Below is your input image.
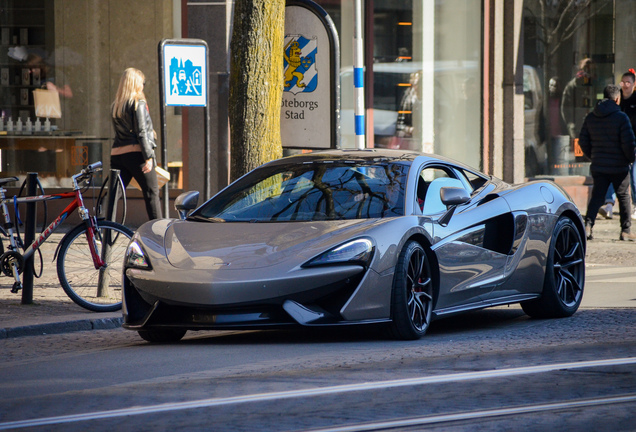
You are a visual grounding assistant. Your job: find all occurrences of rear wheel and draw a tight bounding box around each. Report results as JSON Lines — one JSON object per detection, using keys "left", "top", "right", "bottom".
{"left": 521, "top": 217, "right": 585, "bottom": 318}
{"left": 57, "top": 220, "right": 133, "bottom": 312}
{"left": 138, "top": 329, "right": 187, "bottom": 343}
{"left": 390, "top": 241, "right": 434, "bottom": 340}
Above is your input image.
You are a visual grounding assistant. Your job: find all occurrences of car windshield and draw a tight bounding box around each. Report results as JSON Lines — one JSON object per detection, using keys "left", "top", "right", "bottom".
{"left": 191, "top": 160, "right": 408, "bottom": 222}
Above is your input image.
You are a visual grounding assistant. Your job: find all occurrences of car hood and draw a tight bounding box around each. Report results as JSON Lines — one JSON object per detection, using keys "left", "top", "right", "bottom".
{"left": 156, "top": 219, "right": 381, "bottom": 270}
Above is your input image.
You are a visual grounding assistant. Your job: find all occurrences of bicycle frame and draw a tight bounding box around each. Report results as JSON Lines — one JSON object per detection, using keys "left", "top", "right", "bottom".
{"left": 10, "top": 191, "right": 105, "bottom": 269}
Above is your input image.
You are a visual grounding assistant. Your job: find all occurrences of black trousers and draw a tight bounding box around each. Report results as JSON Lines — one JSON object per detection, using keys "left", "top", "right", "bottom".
{"left": 585, "top": 169, "right": 632, "bottom": 233}
{"left": 111, "top": 152, "right": 162, "bottom": 220}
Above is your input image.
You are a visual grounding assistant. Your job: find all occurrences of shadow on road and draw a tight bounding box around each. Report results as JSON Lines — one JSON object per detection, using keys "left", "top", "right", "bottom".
{"left": 174, "top": 307, "right": 531, "bottom": 345}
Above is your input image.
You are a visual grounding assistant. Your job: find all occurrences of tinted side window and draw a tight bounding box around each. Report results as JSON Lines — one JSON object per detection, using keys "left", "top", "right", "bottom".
{"left": 417, "top": 167, "right": 469, "bottom": 215}
{"left": 457, "top": 168, "right": 488, "bottom": 192}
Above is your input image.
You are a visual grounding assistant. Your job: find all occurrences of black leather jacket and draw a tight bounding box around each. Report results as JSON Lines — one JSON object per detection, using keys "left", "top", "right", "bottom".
{"left": 112, "top": 99, "right": 156, "bottom": 160}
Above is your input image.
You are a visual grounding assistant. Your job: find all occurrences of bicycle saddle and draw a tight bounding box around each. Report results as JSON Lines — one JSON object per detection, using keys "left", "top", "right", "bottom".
{"left": 0, "top": 177, "right": 19, "bottom": 186}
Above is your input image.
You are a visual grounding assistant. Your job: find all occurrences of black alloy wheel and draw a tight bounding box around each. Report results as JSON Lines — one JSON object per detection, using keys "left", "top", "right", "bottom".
{"left": 390, "top": 240, "right": 434, "bottom": 340}
{"left": 522, "top": 217, "right": 585, "bottom": 318}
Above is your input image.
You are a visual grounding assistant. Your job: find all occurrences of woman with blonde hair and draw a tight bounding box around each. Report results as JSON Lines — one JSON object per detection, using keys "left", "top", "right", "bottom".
{"left": 111, "top": 67, "right": 161, "bottom": 219}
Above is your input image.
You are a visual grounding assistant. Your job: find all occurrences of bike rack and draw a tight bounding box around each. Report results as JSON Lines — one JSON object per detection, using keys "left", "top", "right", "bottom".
{"left": 21, "top": 172, "right": 38, "bottom": 305}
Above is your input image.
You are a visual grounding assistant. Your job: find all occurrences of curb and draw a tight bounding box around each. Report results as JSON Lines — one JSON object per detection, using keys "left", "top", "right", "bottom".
{"left": 0, "top": 317, "right": 123, "bottom": 340}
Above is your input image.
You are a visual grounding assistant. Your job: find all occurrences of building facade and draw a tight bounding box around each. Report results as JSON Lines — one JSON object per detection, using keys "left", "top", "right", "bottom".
{"left": 1, "top": 0, "right": 633, "bottom": 224}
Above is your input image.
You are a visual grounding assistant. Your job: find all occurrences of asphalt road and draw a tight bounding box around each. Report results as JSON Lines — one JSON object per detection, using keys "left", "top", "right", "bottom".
{"left": 0, "top": 305, "right": 634, "bottom": 431}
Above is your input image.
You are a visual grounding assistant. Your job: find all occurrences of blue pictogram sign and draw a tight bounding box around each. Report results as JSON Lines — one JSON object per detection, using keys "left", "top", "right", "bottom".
{"left": 162, "top": 44, "right": 207, "bottom": 106}
{"left": 169, "top": 58, "right": 202, "bottom": 96}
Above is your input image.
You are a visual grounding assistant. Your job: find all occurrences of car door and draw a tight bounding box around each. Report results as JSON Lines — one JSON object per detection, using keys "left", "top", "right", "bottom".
{"left": 418, "top": 165, "right": 513, "bottom": 312}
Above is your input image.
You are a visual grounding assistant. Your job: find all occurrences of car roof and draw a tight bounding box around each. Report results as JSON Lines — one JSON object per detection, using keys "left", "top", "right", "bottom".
{"left": 268, "top": 149, "right": 419, "bottom": 165}
{"left": 266, "top": 149, "right": 481, "bottom": 174}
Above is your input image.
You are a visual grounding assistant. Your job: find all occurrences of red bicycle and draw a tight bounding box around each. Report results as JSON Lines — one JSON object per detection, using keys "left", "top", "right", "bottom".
{"left": 0, "top": 162, "right": 133, "bottom": 312}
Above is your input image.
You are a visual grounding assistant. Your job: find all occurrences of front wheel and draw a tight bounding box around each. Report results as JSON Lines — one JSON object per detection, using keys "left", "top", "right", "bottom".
{"left": 57, "top": 220, "right": 133, "bottom": 312}
{"left": 389, "top": 241, "right": 434, "bottom": 340}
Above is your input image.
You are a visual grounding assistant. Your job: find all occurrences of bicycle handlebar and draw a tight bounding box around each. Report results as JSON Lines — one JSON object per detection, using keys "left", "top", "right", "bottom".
{"left": 71, "top": 161, "right": 103, "bottom": 186}
{"left": 83, "top": 161, "right": 103, "bottom": 174}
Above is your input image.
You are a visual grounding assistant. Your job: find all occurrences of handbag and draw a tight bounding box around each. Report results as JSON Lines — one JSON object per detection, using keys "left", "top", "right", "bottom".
{"left": 129, "top": 166, "right": 171, "bottom": 190}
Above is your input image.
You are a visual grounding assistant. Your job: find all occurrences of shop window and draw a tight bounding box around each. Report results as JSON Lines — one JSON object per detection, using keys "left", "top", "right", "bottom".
{"left": 337, "top": 0, "right": 482, "bottom": 171}
{"left": 523, "top": 0, "right": 616, "bottom": 178}
{"left": 0, "top": 1, "right": 182, "bottom": 189}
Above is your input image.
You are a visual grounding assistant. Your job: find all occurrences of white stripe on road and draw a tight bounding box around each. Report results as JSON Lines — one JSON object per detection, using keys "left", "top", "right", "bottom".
{"left": 586, "top": 266, "right": 636, "bottom": 277}
{"left": 1, "top": 357, "right": 635, "bottom": 430}
{"left": 305, "top": 394, "right": 636, "bottom": 432}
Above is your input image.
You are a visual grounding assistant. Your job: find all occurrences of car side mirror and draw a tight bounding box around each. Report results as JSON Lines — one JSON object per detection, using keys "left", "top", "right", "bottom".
{"left": 440, "top": 187, "right": 470, "bottom": 206}
{"left": 175, "top": 191, "right": 199, "bottom": 220}
{"left": 438, "top": 187, "right": 470, "bottom": 227}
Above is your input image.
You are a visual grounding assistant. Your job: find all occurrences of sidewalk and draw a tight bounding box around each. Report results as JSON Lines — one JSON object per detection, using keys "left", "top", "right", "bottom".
{"left": 0, "top": 232, "right": 123, "bottom": 338}
{"left": 1, "top": 217, "right": 635, "bottom": 339}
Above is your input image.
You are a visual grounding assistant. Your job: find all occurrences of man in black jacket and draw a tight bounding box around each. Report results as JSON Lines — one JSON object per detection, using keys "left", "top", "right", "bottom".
{"left": 579, "top": 84, "right": 636, "bottom": 241}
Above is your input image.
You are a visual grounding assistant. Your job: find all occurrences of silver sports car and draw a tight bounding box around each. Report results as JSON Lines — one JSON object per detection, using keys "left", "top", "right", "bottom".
{"left": 122, "top": 149, "right": 586, "bottom": 343}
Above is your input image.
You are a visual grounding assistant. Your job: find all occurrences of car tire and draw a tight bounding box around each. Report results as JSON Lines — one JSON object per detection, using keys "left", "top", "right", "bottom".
{"left": 521, "top": 216, "right": 585, "bottom": 318}
{"left": 389, "top": 240, "right": 434, "bottom": 340}
{"left": 138, "top": 329, "right": 187, "bottom": 343}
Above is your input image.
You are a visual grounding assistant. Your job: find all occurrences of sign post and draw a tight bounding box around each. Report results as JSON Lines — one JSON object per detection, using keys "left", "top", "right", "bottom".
{"left": 282, "top": 0, "right": 339, "bottom": 150}
{"left": 158, "top": 39, "right": 209, "bottom": 216}
{"left": 353, "top": 0, "right": 365, "bottom": 149}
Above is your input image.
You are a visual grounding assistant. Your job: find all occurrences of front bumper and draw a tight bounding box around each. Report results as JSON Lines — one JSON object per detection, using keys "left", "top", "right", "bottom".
{"left": 122, "top": 265, "right": 376, "bottom": 330}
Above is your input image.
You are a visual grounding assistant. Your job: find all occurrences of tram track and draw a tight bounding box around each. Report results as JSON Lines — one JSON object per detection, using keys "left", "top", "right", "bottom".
{"left": 303, "top": 394, "right": 636, "bottom": 431}
{"left": 1, "top": 357, "right": 634, "bottom": 431}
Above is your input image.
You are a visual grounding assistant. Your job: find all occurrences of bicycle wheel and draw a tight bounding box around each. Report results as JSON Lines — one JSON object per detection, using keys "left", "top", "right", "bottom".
{"left": 57, "top": 220, "right": 133, "bottom": 312}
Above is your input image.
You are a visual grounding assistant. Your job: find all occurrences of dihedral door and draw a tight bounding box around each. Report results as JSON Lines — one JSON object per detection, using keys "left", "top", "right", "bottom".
{"left": 429, "top": 184, "right": 515, "bottom": 311}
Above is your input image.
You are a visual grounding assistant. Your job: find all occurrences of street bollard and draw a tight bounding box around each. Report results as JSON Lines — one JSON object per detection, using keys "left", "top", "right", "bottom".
{"left": 21, "top": 172, "right": 38, "bottom": 305}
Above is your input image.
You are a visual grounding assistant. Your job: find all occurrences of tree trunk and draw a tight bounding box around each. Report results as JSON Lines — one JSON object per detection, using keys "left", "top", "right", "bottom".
{"left": 229, "top": 0, "right": 285, "bottom": 181}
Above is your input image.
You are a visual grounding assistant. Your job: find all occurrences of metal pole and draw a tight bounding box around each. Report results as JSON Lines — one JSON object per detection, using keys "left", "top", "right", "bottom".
{"left": 97, "top": 169, "right": 120, "bottom": 297}
{"left": 217, "top": 72, "right": 230, "bottom": 189}
{"left": 158, "top": 41, "right": 169, "bottom": 218}
{"left": 21, "top": 172, "right": 37, "bottom": 305}
{"left": 204, "top": 106, "right": 210, "bottom": 199}
{"left": 105, "top": 169, "right": 121, "bottom": 222}
{"left": 353, "top": 0, "right": 365, "bottom": 149}
{"left": 204, "top": 43, "right": 211, "bottom": 200}
{"left": 96, "top": 230, "right": 112, "bottom": 298}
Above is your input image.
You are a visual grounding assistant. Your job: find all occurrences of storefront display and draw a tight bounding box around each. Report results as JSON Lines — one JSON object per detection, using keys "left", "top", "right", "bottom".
{"left": 0, "top": 0, "right": 182, "bottom": 189}
{"left": 523, "top": 0, "right": 621, "bottom": 179}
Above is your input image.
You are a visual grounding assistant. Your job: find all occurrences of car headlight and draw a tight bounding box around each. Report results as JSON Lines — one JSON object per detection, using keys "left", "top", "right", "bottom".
{"left": 303, "top": 238, "right": 374, "bottom": 268}
{"left": 125, "top": 240, "right": 151, "bottom": 270}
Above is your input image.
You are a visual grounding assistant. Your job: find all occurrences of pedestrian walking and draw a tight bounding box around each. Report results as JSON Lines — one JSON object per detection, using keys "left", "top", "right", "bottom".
{"left": 598, "top": 69, "right": 636, "bottom": 220}
{"left": 111, "top": 68, "right": 162, "bottom": 220}
{"left": 619, "top": 69, "right": 636, "bottom": 220}
{"left": 579, "top": 84, "right": 636, "bottom": 241}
